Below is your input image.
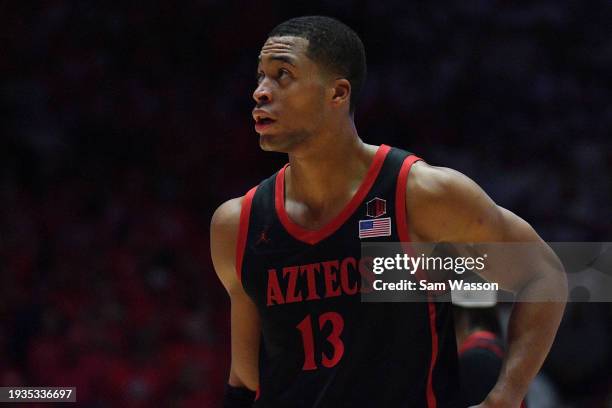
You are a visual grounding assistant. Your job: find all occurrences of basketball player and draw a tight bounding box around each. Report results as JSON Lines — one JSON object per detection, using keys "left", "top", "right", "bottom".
{"left": 211, "top": 16, "right": 567, "bottom": 408}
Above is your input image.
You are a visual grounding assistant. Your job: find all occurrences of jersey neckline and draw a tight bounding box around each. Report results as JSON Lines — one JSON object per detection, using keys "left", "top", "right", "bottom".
{"left": 275, "top": 144, "right": 391, "bottom": 245}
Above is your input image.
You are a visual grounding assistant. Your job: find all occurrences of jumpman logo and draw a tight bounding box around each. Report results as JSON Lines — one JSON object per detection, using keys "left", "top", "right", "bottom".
{"left": 256, "top": 226, "right": 271, "bottom": 245}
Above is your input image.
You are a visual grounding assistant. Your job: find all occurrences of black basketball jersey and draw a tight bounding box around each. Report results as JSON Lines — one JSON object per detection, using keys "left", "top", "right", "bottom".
{"left": 236, "top": 145, "right": 460, "bottom": 408}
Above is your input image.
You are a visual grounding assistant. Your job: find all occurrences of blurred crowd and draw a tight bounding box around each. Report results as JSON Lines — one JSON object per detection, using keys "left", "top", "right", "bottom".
{"left": 1, "top": 1, "right": 610, "bottom": 406}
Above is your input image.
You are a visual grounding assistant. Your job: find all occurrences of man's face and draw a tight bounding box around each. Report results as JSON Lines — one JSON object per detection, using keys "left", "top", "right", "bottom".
{"left": 253, "top": 36, "right": 329, "bottom": 152}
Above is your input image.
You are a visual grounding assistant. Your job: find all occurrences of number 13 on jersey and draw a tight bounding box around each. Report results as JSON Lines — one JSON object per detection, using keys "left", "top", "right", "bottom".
{"left": 296, "top": 312, "right": 345, "bottom": 370}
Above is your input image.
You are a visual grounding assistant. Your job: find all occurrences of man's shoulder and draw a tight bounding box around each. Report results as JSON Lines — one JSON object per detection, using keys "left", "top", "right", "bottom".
{"left": 210, "top": 195, "right": 245, "bottom": 248}
{"left": 407, "top": 161, "right": 475, "bottom": 202}
{"left": 405, "top": 161, "right": 495, "bottom": 241}
{"left": 210, "top": 196, "right": 246, "bottom": 291}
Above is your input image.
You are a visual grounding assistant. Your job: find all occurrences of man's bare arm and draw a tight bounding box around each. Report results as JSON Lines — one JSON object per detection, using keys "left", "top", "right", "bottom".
{"left": 407, "top": 162, "right": 568, "bottom": 408}
{"left": 211, "top": 197, "right": 260, "bottom": 391}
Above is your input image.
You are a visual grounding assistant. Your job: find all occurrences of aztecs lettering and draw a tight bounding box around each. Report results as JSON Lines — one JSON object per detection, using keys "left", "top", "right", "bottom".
{"left": 266, "top": 257, "right": 376, "bottom": 306}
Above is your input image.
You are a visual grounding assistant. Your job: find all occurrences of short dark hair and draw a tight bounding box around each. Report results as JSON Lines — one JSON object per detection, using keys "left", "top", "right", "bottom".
{"left": 268, "top": 16, "right": 366, "bottom": 114}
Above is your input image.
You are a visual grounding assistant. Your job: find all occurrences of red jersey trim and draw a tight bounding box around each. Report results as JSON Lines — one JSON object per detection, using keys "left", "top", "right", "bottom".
{"left": 236, "top": 187, "right": 257, "bottom": 283}
{"left": 395, "top": 155, "right": 438, "bottom": 408}
{"left": 275, "top": 144, "right": 391, "bottom": 245}
{"left": 458, "top": 330, "right": 503, "bottom": 358}
{"left": 395, "top": 155, "right": 422, "bottom": 243}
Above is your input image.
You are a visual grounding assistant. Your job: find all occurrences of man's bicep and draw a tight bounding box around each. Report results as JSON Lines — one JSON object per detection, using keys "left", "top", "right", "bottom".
{"left": 406, "top": 164, "right": 553, "bottom": 291}
{"left": 442, "top": 178, "right": 560, "bottom": 292}
{"left": 475, "top": 207, "right": 565, "bottom": 292}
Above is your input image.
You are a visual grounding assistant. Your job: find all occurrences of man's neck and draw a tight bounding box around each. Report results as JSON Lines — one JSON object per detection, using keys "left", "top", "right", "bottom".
{"left": 284, "top": 124, "right": 378, "bottom": 228}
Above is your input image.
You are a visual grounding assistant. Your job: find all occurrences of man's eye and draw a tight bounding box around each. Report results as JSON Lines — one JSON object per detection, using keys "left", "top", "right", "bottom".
{"left": 256, "top": 72, "right": 264, "bottom": 83}
{"left": 278, "top": 68, "right": 290, "bottom": 78}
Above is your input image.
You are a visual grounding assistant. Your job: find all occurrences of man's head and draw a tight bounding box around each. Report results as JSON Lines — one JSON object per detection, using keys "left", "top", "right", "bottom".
{"left": 253, "top": 16, "right": 366, "bottom": 152}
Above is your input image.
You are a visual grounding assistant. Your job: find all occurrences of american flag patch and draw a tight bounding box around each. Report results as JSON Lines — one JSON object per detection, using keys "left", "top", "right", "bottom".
{"left": 359, "top": 217, "right": 392, "bottom": 238}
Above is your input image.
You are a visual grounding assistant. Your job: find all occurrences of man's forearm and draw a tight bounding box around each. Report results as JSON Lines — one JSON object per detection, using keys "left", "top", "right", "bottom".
{"left": 485, "top": 273, "right": 567, "bottom": 407}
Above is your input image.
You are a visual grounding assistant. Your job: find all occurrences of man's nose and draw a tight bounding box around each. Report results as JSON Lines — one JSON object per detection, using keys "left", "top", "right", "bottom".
{"left": 253, "top": 79, "right": 272, "bottom": 104}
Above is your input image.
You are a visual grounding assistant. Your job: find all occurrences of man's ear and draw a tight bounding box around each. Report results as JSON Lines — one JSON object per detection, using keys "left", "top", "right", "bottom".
{"left": 330, "top": 78, "right": 351, "bottom": 109}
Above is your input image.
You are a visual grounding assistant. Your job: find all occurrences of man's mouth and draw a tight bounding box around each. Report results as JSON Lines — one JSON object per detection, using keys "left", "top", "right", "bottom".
{"left": 253, "top": 109, "right": 277, "bottom": 132}
{"left": 256, "top": 117, "right": 275, "bottom": 125}
{"left": 254, "top": 115, "right": 277, "bottom": 132}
